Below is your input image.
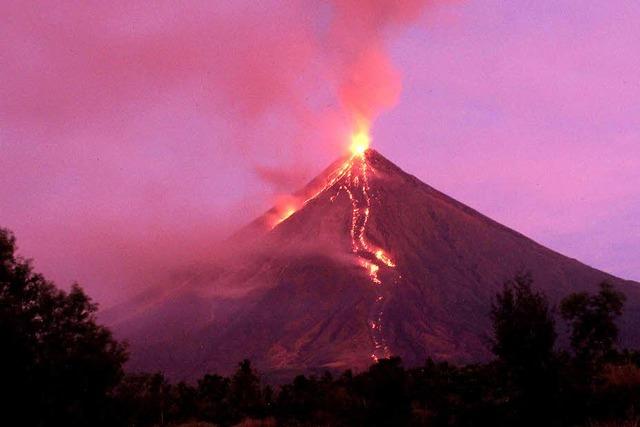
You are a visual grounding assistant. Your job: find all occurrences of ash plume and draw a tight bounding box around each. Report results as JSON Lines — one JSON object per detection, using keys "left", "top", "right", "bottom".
{"left": 0, "top": 0, "right": 441, "bottom": 305}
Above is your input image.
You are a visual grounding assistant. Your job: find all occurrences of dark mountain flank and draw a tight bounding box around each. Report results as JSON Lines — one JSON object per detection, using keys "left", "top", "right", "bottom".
{"left": 110, "top": 150, "right": 640, "bottom": 380}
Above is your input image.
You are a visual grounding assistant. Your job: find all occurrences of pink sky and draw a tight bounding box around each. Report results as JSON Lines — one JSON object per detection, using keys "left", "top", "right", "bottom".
{"left": 1, "top": 0, "right": 638, "bottom": 306}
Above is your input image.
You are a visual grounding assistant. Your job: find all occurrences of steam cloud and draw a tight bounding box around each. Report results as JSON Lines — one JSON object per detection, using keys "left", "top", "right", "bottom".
{"left": 2, "top": 0, "right": 432, "bottom": 183}
{"left": 329, "top": 0, "right": 429, "bottom": 124}
{"left": 0, "top": 0, "right": 435, "bottom": 305}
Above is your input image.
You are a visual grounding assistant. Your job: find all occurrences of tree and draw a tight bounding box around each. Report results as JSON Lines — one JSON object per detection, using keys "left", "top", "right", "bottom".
{"left": 360, "top": 357, "right": 411, "bottom": 427}
{"left": 228, "top": 359, "right": 264, "bottom": 421}
{"left": 276, "top": 375, "right": 321, "bottom": 423}
{"left": 0, "top": 227, "right": 128, "bottom": 426}
{"left": 491, "top": 274, "right": 557, "bottom": 372}
{"left": 112, "top": 372, "right": 171, "bottom": 426}
{"left": 168, "top": 381, "right": 198, "bottom": 424}
{"left": 560, "top": 282, "right": 626, "bottom": 368}
{"left": 490, "top": 273, "right": 558, "bottom": 424}
{"left": 197, "top": 373, "right": 231, "bottom": 424}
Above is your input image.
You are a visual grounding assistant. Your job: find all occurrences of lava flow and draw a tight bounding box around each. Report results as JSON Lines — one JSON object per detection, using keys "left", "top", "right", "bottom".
{"left": 331, "top": 126, "right": 396, "bottom": 362}
{"left": 269, "top": 123, "right": 397, "bottom": 361}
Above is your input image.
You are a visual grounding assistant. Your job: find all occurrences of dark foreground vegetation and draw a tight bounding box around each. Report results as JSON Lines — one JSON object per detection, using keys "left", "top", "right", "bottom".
{"left": 2, "top": 227, "right": 640, "bottom": 426}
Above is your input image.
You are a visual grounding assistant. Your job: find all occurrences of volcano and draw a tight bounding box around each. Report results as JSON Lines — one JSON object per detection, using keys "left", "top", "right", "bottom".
{"left": 111, "top": 150, "right": 640, "bottom": 380}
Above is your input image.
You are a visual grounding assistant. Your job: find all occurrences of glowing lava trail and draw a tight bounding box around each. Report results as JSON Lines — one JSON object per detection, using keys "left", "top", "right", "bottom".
{"left": 270, "top": 124, "right": 398, "bottom": 361}
{"left": 328, "top": 127, "right": 397, "bottom": 362}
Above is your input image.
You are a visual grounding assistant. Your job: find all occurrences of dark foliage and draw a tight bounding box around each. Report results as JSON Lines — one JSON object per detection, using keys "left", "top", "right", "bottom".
{"left": 489, "top": 273, "right": 559, "bottom": 425}
{"left": 197, "top": 373, "right": 231, "bottom": 423}
{"left": 0, "top": 228, "right": 128, "bottom": 426}
{"left": 490, "top": 273, "right": 557, "bottom": 370}
{"left": 560, "top": 282, "right": 626, "bottom": 367}
{"left": 2, "top": 226, "right": 639, "bottom": 426}
{"left": 556, "top": 282, "right": 628, "bottom": 424}
{"left": 105, "top": 274, "right": 634, "bottom": 427}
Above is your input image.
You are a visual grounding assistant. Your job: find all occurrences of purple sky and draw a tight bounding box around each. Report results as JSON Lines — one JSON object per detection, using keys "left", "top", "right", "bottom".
{"left": 2, "top": 1, "right": 639, "bottom": 306}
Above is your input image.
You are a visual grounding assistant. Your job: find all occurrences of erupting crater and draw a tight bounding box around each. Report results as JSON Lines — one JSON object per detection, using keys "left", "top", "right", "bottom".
{"left": 268, "top": 127, "right": 400, "bottom": 360}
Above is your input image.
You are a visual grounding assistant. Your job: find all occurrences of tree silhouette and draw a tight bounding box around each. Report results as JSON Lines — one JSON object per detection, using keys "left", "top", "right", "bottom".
{"left": 197, "top": 373, "right": 231, "bottom": 424}
{"left": 360, "top": 357, "right": 411, "bottom": 427}
{"left": 0, "top": 227, "right": 128, "bottom": 426}
{"left": 560, "top": 282, "right": 626, "bottom": 368}
{"left": 491, "top": 274, "right": 557, "bottom": 370}
{"left": 490, "top": 273, "right": 558, "bottom": 424}
{"left": 228, "top": 359, "right": 264, "bottom": 421}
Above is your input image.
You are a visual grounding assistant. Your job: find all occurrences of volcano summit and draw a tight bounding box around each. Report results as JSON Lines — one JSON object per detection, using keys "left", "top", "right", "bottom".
{"left": 112, "top": 150, "right": 640, "bottom": 380}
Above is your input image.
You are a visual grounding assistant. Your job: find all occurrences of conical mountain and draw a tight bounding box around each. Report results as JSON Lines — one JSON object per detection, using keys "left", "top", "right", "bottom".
{"left": 112, "top": 149, "right": 640, "bottom": 380}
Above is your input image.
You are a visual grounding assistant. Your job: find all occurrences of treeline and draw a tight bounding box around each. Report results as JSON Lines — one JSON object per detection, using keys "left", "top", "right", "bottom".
{"left": 2, "top": 227, "right": 640, "bottom": 426}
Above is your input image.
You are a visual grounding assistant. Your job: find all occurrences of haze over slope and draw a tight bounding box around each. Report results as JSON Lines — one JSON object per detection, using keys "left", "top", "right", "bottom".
{"left": 111, "top": 150, "right": 640, "bottom": 380}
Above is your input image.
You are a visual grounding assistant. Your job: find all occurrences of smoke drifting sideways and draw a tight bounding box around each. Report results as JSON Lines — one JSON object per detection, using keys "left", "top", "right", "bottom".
{"left": 0, "top": 0, "right": 439, "bottom": 307}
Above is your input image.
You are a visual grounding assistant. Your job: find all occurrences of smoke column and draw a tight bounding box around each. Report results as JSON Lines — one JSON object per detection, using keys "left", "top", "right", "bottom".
{"left": 0, "top": 0, "right": 439, "bottom": 305}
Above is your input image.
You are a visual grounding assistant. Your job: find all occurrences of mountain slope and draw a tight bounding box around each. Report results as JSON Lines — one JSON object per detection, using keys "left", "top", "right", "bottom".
{"left": 113, "top": 150, "right": 640, "bottom": 380}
